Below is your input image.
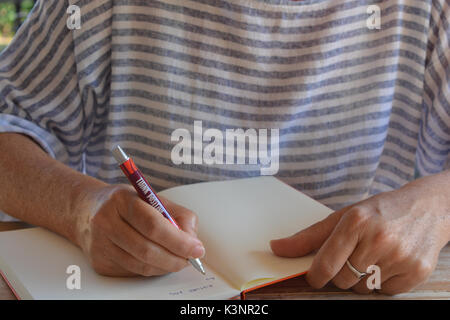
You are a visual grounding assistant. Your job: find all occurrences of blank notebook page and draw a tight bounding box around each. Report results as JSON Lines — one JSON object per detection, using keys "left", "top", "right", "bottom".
{"left": 0, "top": 228, "right": 239, "bottom": 299}
{"left": 160, "top": 176, "right": 333, "bottom": 290}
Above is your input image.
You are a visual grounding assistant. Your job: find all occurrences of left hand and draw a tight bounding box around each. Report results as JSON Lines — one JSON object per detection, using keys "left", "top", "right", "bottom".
{"left": 270, "top": 173, "right": 450, "bottom": 295}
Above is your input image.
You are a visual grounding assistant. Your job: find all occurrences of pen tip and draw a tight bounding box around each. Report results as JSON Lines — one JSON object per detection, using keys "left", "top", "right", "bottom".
{"left": 189, "top": 258, "right": 206, "bottom": 275}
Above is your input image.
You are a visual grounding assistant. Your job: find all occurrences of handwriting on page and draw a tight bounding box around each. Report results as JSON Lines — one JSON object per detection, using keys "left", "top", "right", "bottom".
{"left": 168, "top": 276, "right": 216, "bottom": 296}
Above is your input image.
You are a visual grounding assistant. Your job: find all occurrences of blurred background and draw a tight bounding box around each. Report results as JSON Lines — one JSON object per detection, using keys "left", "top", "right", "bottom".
{"left": 0, "top": 0, "right": 35, "bottom": 52}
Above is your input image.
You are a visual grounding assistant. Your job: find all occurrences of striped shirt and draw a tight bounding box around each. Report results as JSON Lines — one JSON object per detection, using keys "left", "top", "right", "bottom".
{"left": 0, "top": 0, "right": 449, "bottom": 222}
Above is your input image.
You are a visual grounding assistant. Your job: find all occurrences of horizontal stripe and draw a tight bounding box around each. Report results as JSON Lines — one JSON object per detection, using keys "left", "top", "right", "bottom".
{"left": 111, "top": 30, "right": 427, "bottom": 67}
{"left": 0, "top": 0, "right": 448, "bottom": 222}
{"left": 112, "top": 15, "right": 427, "bottom": 50}
{"left": 145, "top": 0, "right": 426, "bottom": 34}
{"left": 112, "top": 62, "right": 423, "bottom": 95}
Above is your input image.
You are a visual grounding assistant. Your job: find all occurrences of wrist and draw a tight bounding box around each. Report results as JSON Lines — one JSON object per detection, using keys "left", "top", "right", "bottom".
{"left": 70, "top": 176, "right": 108, "bottom": 249}
{"left": 403, "top": 170, "right": 450, "bottom": 244}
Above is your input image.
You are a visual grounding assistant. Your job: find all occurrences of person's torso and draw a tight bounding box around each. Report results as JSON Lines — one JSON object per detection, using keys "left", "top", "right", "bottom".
{"left": 73, "top": 0, "right": 431, "bottom": 209}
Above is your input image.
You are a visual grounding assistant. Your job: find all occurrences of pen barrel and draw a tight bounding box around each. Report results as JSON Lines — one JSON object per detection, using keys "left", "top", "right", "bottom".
{"left": 113, "top": 146, "right": 205, "bottom": 275}
{"left": 119, "top": 158, "right": 180, "bottom": 229}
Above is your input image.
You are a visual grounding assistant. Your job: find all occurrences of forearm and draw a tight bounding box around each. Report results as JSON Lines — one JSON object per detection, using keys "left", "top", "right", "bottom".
{"left": 0, "top": 133, "right": 107, "bottom": 246}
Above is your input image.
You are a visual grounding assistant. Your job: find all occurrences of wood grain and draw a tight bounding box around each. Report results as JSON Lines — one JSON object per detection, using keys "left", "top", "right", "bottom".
{"left": 0, "top": 223, "right": 448, "bottom": 300}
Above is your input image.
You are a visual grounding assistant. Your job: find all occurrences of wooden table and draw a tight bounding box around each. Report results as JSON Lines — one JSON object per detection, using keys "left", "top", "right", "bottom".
{"left": 0, "top": 222, "right": 449, "bottom": 300}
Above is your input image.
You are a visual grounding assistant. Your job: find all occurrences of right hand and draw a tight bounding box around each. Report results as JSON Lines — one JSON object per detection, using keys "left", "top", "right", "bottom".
{"left": 75, "top": 184, "right": 205, "bottom": 277}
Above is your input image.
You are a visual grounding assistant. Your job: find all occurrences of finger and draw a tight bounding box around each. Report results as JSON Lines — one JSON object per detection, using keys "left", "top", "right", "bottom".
{"left": 92, "top": 262, "right": 135, "bottom": 277}
{"left": 376, "top": 255, "right": 436, "bottom": 295}
{"left": 270, "top": 206, "right": 349, "bottom": 257}
{"left": 105, "top": 240, "right": 171, "bottom": 277}
{"left": 90, "top": 254, "right": 135, "bottom": 278}
{"left": 351, "top": 262, "right": 392, "bottom": 294}
{"left": 351, "top": 249, "right": 400, "bottom": 294}
{"left": 306, "top": 208, "right": 368, "bottom": 289}
{"left": 332, "top": 237, "right": 383, "bottom": 290}
{"left": 119, "top": 198, "right": 205, "bottom": 260}
{"left": 163, "top": 199, "right": 199, "bottom": 237}
{"left": 378, "top": 274, "right": 420, "bottom": 296}
{"left": 332, "top": 255, "right": 373, "bottom": 290}
{"left": 107, "top": 215, "right": 191, "bottom": 272}
{"left": 87, "top": 240, "right": 135, "bottom": 277}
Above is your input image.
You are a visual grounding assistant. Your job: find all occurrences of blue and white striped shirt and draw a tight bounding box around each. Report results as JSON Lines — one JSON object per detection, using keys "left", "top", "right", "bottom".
{"left": 0, "top": 0, "right": 449, "bottom": 221}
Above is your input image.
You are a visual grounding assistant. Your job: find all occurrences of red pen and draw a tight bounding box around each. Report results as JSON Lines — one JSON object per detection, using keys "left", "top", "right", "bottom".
{"left": 112, "top": 145, "right": 205, "bottom": 275}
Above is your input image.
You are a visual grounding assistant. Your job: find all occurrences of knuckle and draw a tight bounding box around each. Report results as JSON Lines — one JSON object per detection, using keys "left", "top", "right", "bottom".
{"left": 372, "top": 228, "right": 395, "bottom": 249}
{"left": 129, "top": 196, "right": 148, "bottom": 215}
{"left": 139, "top": 246, "right": 154, "bottom": 264}
{"left": 332, "top": 277, "right": 352, "bottom": 290}
{"left": 391, "top": 245, "right": 409, "bottom": 263}
{"left": 185, "top": 209, "right": 198, "bottom": 222}
{"left": 177, "top": 240, "right": 194, "bottom": 258}
{"left": 140, "top": 264, "right": 156, "bottom": 277}
{"left": 91, "top": 261, "right": 109, "bottom": 277}
{"left": 413, "top": 259, "right": 433, "bottom": 280}
{"left": 316, "top": 261, "right": 335, "bottom": 279}
{"left": 92, "top": 268, "right": 108, "bottom": 277}
{"left": 185, "top": 210, "right": 199, "bottom": 230}
{"left": 109, "top": 185, "right": 131, "bottom": 203}
{"left": 344, "top": 208, "right": 369, "bottom": 231}
{"left": 306, "top": 274, "right": 324, "bottom": 289}
{"left": 95, "top": 186, "right": 134, "bottom": 221}
{"left": 176, "top": 205, "right": 192, "bottom": 215}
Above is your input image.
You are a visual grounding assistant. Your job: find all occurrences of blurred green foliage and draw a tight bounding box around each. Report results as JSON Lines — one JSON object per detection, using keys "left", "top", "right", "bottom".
{"left": 0, "top": 0, "right": 35, "bottom": 37}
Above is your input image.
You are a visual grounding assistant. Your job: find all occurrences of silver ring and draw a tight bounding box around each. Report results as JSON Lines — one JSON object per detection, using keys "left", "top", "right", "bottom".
{"left": 346, "top": 260, "right": 367, "bottom": 279}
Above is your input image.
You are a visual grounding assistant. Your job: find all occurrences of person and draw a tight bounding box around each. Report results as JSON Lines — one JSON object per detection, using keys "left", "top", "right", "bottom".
{"left": 0, "top": 0, "right": 448, "bottom": 295}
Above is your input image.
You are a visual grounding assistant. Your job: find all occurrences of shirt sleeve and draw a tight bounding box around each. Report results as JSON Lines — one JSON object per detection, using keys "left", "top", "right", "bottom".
{"left": 0, "top": 0, "right": 110, "bottom": 221}
{"left": 0, "top": 0, "right": 90, "bottom": 169}
{"left": 416, "top": 0, "right": 450, "bottom": 175}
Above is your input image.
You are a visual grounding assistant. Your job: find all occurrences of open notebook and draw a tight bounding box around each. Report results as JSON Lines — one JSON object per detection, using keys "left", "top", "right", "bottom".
{"left": 0, "top": 176, "right": 332, "bottom": 299}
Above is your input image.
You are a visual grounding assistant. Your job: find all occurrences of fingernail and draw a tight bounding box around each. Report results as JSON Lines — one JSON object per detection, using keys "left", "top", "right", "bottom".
{"left": 191, "top": 245, "right": 205, "bottom": 259}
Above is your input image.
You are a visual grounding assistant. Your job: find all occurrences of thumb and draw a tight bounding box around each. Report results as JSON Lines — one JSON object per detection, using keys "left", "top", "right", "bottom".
{"left": 270, "top": 208, "right": 347, "bottom": 258}
{"left": 159, "top": 196, "right": 199, "bottom": 238}
{"left": 174, "top": 210, "right": 198, "bottom": 238}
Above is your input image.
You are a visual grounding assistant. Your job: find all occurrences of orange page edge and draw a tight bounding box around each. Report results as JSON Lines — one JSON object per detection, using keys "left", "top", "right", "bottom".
{"left": 240, "top": 270, "right": 308, "bottom": 300}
